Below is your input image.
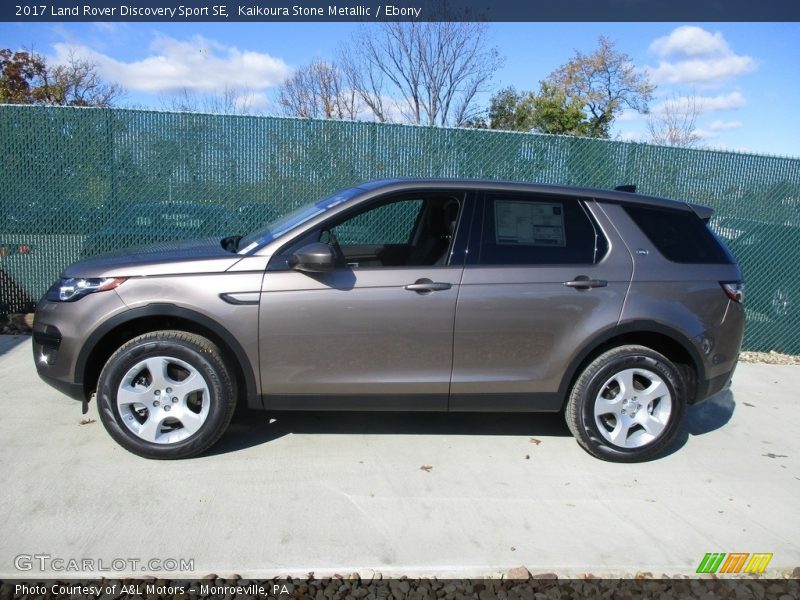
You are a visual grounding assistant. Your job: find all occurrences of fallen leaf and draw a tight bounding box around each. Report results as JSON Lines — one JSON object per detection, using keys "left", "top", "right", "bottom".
{"left": 743, "top": 402, "right": 755, "bottom": 407}
{"left": 79, "top": 418, "right": 96, "bottom": 425}
{"left": 529, "top": 437, "right": 542, "bottom": 445}
{"left": 420, "top": 465, "right": 433, "bottom": 472}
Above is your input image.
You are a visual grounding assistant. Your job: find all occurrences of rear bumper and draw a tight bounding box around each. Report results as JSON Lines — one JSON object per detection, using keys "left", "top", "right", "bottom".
{"left": 694, "top": 361, "right": 737, "bottom": 403}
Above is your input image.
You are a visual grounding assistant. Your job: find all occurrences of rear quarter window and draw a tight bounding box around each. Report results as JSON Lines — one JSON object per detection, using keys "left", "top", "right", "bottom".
{"left": 624, "top": 205, "right": 733, "bottom": 264}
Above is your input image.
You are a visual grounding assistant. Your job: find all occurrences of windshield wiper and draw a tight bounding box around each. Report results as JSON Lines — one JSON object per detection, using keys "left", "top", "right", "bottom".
{"left": 221, "top": 235, "right": 242, "bottom": 253}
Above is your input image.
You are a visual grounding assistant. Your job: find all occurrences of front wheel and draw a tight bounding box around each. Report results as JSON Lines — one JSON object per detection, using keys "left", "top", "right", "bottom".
{"left": 565, "top": 345, "right": 686, "bottom": 462}
{"left": 96, "top": 331, "right": 236, "bottom": 459}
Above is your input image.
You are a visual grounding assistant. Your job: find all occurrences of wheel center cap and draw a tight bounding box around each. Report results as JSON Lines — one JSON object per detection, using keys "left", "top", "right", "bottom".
{"left": 623, "top": 398, "right": 640, "bottom": 415}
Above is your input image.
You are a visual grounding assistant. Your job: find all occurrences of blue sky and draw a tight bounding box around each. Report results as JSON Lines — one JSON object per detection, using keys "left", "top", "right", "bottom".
{"left": 3, "top": 21, "right": 799, "bottom": 157}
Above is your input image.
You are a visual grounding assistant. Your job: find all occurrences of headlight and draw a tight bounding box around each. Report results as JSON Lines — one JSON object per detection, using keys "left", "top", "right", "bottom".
{"left": 45, "top": 277, "right": 127, "bottom": 302}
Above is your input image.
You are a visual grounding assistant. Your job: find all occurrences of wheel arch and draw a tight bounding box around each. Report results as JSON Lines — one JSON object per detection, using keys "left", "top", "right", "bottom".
{"left": 76, "top": 304, "right": 260, "bottom": 410}
{"left": 558, "top": 321, "right": 707, "bottom": 408}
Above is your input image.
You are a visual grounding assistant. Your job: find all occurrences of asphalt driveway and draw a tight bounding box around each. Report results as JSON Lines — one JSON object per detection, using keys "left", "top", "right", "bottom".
{"left": 0, "top": 335, "right": 797, "bottom": 578}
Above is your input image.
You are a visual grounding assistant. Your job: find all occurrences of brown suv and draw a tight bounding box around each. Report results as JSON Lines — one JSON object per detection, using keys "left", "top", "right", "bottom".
{"left": 32, "top": 179, "right": 744, "bottom": 461}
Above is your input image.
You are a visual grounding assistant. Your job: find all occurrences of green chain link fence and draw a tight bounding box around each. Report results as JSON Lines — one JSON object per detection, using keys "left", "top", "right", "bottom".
{"left": 1, "top": 105, "right": 799, "bottom": 352}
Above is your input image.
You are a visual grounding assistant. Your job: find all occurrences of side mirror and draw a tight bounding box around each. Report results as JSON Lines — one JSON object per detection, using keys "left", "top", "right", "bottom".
{"left": 289, "top": 242, "right": 335, "bottom": 273}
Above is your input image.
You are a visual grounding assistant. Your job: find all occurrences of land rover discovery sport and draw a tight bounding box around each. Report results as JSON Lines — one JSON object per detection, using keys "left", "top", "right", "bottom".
{"left": 32, "top": 179, "right": 745, "bottom": 461}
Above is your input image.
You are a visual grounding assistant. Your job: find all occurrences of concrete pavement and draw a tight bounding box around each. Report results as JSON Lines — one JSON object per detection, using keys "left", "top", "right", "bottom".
{"left": 0, "top": 335, "right": 798, "bottom": 578}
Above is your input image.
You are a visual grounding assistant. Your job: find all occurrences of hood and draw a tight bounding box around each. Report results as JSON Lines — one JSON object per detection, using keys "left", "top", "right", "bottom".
{"left": 64, "top": 238, "right": 242, "bottom": 278}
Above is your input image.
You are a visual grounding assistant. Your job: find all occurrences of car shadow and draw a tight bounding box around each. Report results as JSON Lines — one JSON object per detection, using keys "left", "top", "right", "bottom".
{"left": 206, "top": 391, "right": 736, "bottom": 459}
{"left": 0, "top": 334, "right": 29, "bottom": 358}
{"left": 206, "top": 410, "right": 572, "bottom": 457}
{"left": 661, "top": 389, "right": 736, "bottom": 458}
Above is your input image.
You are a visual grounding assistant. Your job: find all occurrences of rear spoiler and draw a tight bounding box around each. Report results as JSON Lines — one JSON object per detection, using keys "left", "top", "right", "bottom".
{"left": 614, "top": 184, "right": 714, "bottom": 222}
{"left": 689, "top": 203, "right": 714, "bottom": 223}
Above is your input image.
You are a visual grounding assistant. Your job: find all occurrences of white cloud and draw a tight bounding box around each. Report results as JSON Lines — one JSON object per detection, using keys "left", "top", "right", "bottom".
{"left": 646, "top": 26, "right": 756, "bottom": 86}
{"left": 52, "top": 34, "right": 290, "bottom": 95}
{"left": 708, "top": 119, "right": 743, "bottom": 131}
{"left": 618, "top": 131, "right": 645, "bottom": 142}
{"left": 648, "top": 56, "right": 756, "bottom": 86}
{"left": 616, "top": 110, "right": 641, "bottom": 123}
{"left": 235, "top": 91, "right": 269, "bottom": 111}
{"left": 691, "top": 120, "right": 743, "bottom": 142}
{"left": 650, "top": 26, "right": 730, "bottom": 58}
{"left": 652, "top": 91, "right": 746, "bottom": 116}
{"left": 692, "top": 128, "right": 720, "bottom": 141}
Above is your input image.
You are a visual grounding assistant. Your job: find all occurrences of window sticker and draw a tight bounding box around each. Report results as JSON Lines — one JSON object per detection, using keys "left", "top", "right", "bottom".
{"left": 494, "top": 200, "right": 566, "bottom": 246}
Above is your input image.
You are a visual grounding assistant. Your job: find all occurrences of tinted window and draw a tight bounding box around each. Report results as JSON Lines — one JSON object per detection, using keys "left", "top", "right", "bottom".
{"left": 625, "top": 205, "right": 733, "bottom": 264}
{"left": 332, "top": 199, "right": 423, "bottom": 245}
{"left": 479, "top": 194, "right": 607, "bottom": 265}
{"left": 269, "top": 192, "right": 463, "bottom": 270}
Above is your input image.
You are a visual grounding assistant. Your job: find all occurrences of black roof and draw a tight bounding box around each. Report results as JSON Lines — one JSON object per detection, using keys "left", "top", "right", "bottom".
{"left": 356, "top": 178, "right": 713, "bottom": 220}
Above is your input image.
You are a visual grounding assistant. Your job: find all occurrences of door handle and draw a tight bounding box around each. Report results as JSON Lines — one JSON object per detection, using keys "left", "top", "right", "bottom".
{"left": 404, "top": 279, "right": 452, "bottom": 294}
{"left": 564, "top": 276, "right": 607, "bottom": 290}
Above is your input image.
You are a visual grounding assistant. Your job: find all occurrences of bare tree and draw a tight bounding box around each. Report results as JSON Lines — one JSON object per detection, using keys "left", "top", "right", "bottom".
{"left": 163, "top": 85, "right": 259, "bottom": 115}
{"left": 548, "top": 36, "right": 654, "bottom": 138}
{"left": 647, "top": 94, "right": 701, "bottom": 147}
{"left": 41, "top": 50, "right": 123, "bottom": 107}
{"left": 339, "top": 22, "right": 502, "bottom": 127}
{"left": 277, "top": 59, "right": 358, "bottom": 119}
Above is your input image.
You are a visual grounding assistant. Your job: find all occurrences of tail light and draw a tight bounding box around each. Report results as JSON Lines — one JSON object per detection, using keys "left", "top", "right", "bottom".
{"left": 721, "top": 281, "right": 744, "bottom": 303}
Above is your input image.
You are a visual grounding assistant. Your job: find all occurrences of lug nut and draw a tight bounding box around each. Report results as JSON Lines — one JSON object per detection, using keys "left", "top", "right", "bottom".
{"left": 164, "top": 405, "right": 171, "bottom": 412}
{"left": 154, "top": 390, "right": 161, "bottom": 395}
{"left": 153, "top": 400, "right": 160, "bottom": 407}
{"left": 172, "top": 397, "right": 178, "bottom": 403}
{"left": 166, "top": 388, "right": 172, "bottom": 394}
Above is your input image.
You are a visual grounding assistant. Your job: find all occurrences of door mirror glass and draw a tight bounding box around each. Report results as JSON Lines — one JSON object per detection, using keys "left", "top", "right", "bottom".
{"left": 289, "top": 242, "right": 335, "bottom": 272}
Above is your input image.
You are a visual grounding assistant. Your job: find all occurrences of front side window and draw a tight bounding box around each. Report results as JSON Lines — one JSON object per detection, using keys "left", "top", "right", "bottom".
{"left": 331, "top": 199, "right": 423, "bottom": 246}
{"left": 479, "top": 193, "right": 607, "bottom": 265}
{"left": 270, "top": 192, "right": 464, "bottom": 270}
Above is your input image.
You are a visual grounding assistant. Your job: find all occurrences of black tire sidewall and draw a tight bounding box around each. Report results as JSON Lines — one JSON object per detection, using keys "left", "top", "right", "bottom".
{"left": 577, "top": 352, "right": 684, "bottom": 462}
{"left": 97, "top": 337, "right": 230, "bottom": 459}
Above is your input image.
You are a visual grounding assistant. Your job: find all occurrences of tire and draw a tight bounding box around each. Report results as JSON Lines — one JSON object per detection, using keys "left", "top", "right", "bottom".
{"left": 565, "top": 345, "right": 686, "bottom": 462}
{"left": 96, "top": 331, "right": 236, "bottom": 459}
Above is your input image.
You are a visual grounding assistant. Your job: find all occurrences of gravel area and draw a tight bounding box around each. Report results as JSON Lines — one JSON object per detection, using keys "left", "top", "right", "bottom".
{"left": 3, "top": 575, "right": 800, "bottom": 600}
{"left": 739, "top": 351, "right": 800, "bottom": 365}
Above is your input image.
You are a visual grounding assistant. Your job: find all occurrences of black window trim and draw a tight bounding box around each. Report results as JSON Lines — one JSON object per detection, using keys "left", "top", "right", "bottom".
{"left": 267, "top": 188, "right": 475, "bottom": 271}
{"left": 467, "top": 190, "right": 610, "bottom": 268}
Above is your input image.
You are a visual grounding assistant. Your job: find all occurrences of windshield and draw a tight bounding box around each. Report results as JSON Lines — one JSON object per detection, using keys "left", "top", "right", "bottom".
{"left": 237, "top": 187, "right": 363, "bottom": 253}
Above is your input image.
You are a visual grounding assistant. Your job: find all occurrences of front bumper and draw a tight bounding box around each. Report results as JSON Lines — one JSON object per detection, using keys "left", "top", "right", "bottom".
{"left": 32, "top": 291, "right": 129, "bottom": 402}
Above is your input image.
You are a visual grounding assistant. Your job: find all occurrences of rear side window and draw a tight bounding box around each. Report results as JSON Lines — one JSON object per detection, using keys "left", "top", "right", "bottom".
{"left": 479, "top": 193, "right": 607, "bottom": 265}
{"left": 624, "top": 205, "right": 733, "bottom": 264}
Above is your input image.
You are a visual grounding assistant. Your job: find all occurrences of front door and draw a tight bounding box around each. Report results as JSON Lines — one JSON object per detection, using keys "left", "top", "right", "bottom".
{"left": 259, "top": 191, "right": 469, "bottom": 410}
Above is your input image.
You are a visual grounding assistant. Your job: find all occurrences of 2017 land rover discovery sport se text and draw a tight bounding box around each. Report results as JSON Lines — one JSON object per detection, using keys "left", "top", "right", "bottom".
{"left": 32, "top": 179, "right": 745, "bottom": 461}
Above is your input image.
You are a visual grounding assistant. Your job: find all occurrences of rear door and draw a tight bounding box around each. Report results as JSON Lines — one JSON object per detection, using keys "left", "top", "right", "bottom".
{"left": 450, "top": 191, "right": 633, "bottom": 411}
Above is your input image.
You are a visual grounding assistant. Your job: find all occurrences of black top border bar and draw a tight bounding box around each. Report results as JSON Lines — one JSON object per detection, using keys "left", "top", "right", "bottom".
{"left": 4, "top": 0, "right": 799, "bottom": 22}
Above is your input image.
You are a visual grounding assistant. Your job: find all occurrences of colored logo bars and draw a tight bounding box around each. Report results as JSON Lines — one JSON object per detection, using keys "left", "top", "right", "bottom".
{"left": 696, "top": 552, "right": 773, "bottom": 574}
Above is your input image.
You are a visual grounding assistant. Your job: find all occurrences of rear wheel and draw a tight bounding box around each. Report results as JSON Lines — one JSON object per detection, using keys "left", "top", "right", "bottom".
{"left": 96, "top": 331, "right": 236, "bottom": 459}
{"left": 566, "top": 345, "right": 686, "bottom": 462}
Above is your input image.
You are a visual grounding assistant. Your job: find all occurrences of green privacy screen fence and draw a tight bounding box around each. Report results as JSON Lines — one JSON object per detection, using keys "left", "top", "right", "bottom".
{"left": 1, "top": 105, "right": 799, "bottom": 352}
